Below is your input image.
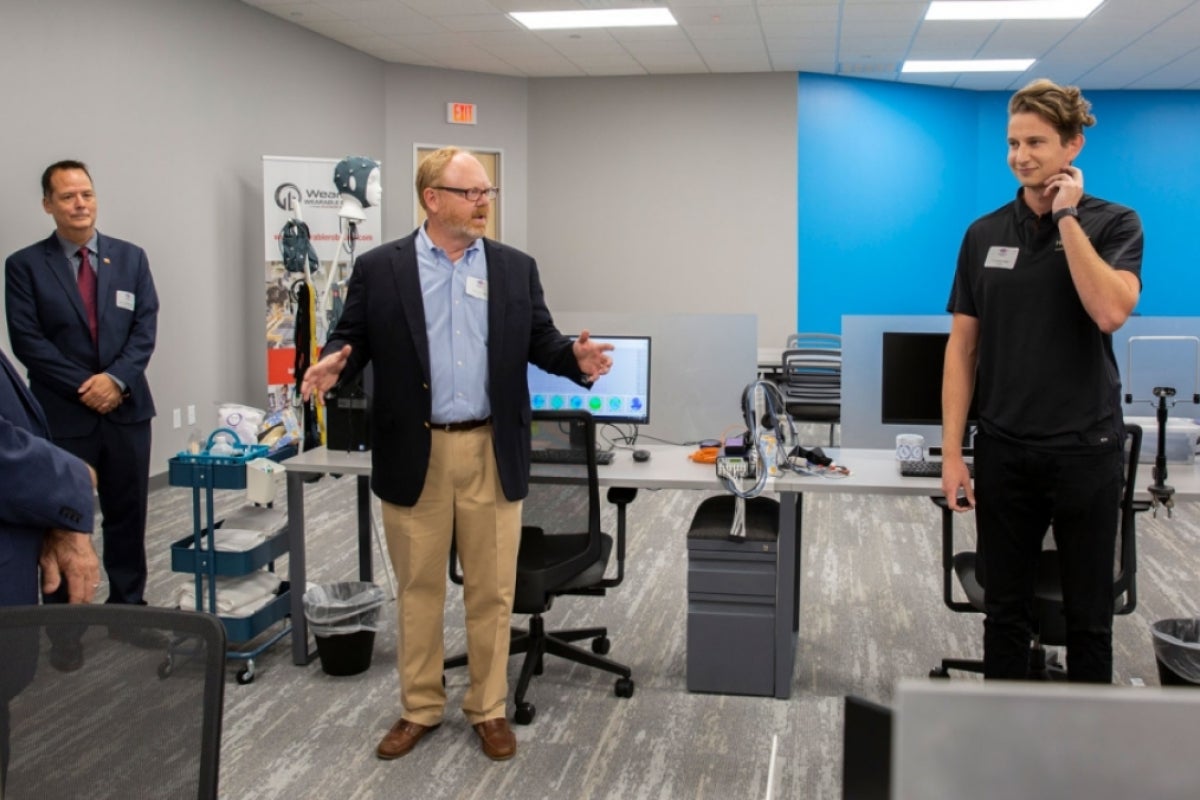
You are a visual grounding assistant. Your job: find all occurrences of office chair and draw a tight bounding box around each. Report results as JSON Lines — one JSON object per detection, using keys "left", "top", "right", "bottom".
{"left": 930, "top": 424, "right": 1145, "bottom": 680}
{"left": 0, "top": 604, "right": 226, "bottom": 799}
{"left": 780, "top": 333, "right": 842, "bottom": 446}
{"left": 444, "top": 409, "right": 636, "bottom": 725}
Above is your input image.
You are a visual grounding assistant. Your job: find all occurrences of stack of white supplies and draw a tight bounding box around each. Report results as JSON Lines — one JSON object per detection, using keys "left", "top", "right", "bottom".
{"left": 176, "top": 570, "right": 282, "bottom": 617}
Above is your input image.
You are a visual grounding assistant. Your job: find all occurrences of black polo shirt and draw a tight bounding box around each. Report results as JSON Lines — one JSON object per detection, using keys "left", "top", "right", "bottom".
{"left": 946, "top": 190, "right": 1143, "bottom": 451}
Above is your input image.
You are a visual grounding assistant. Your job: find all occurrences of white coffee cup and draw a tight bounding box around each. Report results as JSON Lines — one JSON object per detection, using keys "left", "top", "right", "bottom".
{"left": 896, "top": 433, "right": 925, "bottom": 462}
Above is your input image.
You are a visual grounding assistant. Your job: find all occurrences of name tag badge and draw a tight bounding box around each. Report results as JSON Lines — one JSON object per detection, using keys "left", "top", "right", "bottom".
{"left": 115, "top": 290, "right": 136, "bottom": 311}
{"left": 984, "top": 246, "right": 1019, "bottom": 270}
{"left": 465, "top": 276, "right": 488, "bottom": 301}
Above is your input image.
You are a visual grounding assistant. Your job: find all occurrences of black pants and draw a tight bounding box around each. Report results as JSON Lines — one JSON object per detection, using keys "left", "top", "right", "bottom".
{"left": 973, "top": 431, "right": 1123, "bottom": 683}
{"left": 45, "top": 418, "right": 152, "bottom": 607}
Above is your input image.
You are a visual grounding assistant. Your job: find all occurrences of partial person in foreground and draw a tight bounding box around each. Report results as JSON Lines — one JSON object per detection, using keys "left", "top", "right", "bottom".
{"left": 941, "top": 79, "right": 1143, "bottom": 682}
{"left": 302, "top": 147, "right": 612, "bottom": 761}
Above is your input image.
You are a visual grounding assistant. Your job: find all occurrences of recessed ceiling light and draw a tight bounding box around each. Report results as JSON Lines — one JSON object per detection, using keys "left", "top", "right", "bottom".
{"left": 926, "top": 1, "right": 1103, "bottom": 21}
{"left": 509, "top": 8, "right": 677, "bottom": 31}
{"left": 902, "top": 58, "right": 1037, "bottom": 73}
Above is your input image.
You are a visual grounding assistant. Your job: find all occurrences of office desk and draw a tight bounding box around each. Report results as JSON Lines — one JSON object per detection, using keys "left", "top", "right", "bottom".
{"left": 282, "top": 445, "right": 1200, "bottom": 691}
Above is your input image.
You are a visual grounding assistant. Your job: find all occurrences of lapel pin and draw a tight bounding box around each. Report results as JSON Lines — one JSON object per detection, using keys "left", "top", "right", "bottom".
{"left": 103, "top": 257, "right": 111, "bottom": 264}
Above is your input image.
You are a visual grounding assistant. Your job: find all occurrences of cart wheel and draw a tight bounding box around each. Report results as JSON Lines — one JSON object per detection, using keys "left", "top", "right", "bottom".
{"left": 514, "top": 702, "right": 536, "bottom": 726}
{"left": 157, "top": 656, "right": 174, "bottom": 680}
{"left": 591, "top": 636, "right": 611, "bottom": 655}
{"left": 615, "top": 677, "right": 634, "bottom": 698}
{"left": 236, "top": 662, "right": 256, "bottom": 685}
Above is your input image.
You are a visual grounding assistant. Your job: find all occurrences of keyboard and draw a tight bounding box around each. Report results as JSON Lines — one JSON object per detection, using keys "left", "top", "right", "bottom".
{"left": 898, "top": 460, "right": 975, "bottom": 479}
{"left": 530, "top": 448, "right": 615, "bottom": 466}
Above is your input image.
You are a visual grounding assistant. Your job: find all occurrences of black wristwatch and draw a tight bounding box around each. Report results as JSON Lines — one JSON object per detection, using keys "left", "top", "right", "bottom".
{"left": 1052, "top": 206, "right": 1079, "bottom": 225}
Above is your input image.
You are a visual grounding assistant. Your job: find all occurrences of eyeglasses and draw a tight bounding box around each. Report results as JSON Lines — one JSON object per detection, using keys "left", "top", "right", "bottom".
{"left": 432, "top": 186, "right": 500, "bottom": 202}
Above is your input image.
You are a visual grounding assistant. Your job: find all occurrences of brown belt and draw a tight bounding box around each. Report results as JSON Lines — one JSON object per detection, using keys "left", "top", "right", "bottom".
{"left": 433, "top": 417, "right": 491, "bottom": 432}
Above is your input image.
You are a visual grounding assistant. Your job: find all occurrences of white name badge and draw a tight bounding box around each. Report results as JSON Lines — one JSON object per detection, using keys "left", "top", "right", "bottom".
{"left": 115, "top": 290, "right": 136, "bottom": 310}
{"left": 984, "top": 246, "right": 1019, "bottom": 269}
{"left": 465, "top": 276, "right": 488, "bottom": 300}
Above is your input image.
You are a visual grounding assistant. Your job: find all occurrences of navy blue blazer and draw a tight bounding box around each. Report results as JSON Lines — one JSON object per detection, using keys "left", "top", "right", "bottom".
{"left": 5, "top": 232, "right": 158, "bottom": 438}
{"left": 325, "top": 231, "right": 584, "bottom": 507}
{"left": 0, "top": 348, "right": 93, "bottom": 606}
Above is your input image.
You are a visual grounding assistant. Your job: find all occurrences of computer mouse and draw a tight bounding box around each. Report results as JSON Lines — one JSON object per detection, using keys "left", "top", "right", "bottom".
{"left": 632, "top": 449, "right": 651, "bottom": 463}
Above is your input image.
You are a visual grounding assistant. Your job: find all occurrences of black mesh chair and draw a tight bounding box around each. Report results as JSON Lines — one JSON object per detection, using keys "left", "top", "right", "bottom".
{"left": 930, "top": 424, "right": 1145, "bottom": 680}
{"left": 445, "top": 409, "right": 636, "bottom": 725}
{"left": 0, "top": 604, "right": 226, "bottom": 799}
{"left": 780, "top": 333, "right": 842, "bottom": 446}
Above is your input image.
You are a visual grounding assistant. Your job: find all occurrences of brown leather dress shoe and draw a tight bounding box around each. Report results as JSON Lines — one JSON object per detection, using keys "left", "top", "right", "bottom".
{"left": 376, "top": 718, "right": 439, "bottom": 760}
{"left": 473, "top": 718, "right": 517, "bottom": 761}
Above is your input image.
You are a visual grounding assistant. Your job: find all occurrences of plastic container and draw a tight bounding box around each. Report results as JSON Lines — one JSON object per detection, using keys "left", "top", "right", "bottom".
{"left": 1150, "top": 618, "right": 1200, "bottom": 686}
{"left": 303, "top": 582, "right": 386, "bottom": 676}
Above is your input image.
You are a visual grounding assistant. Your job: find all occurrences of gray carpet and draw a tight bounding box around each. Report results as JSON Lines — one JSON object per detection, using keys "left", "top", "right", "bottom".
{"left": 128, "top": 437, "right": 1200, "bottom": 800}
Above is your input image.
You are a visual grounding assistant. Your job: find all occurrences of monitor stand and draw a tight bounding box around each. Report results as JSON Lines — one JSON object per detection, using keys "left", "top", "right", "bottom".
{"left": 928, "top": 425, "right": 976, "bottom": 459}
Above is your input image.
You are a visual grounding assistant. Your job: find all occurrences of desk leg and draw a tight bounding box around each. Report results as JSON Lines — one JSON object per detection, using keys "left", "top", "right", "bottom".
{"left": 287, "top": 471, "right": 316, "bottom": 665}
{"left": 357, "top": 476, "right": 373, "bottom": 581}
{"left": 774, "top": 490, "right": 802, "bottom": 699}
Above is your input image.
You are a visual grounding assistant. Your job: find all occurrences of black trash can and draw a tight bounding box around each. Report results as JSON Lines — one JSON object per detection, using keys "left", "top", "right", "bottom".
{"left": 1150, "top": 618, "right": 1200, "bottom": 686}
{"left": 303, "top": 581, "right": 386, "bottom": 676}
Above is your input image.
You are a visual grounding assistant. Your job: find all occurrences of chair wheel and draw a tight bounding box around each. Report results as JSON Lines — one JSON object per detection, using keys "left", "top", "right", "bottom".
{"left": 157, "top": 657, "right": 173, "bottom": 679}
{"left": 514, "top": 702, "right": 536, "bottom": 725}
{"left": 591, "top": 636, "right": 611, "bottom": 655}
{"left": 929, "top": 667, "right": 950, "bottom": 679}
{"left": 615, "top": 677, "right": 634, "bottom": 698}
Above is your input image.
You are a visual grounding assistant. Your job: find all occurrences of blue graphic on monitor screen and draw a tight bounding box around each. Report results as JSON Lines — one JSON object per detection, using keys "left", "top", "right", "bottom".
{"left": 608, "top": 397, "right": 622, "bottom": 411}
{"left": 589, "top": 396, "right": 603, "bottom": 411}
{"left": 532, "top": 394, "right": 546, "bottom": 409}
{"left": 630, "top": 397, "right": 643, "bottom": 411}
{"left": 569, "top": 395, "right": 585, "bottom": 409}
{"left": 550, "top": 395, "right": 565, "bottom": 409}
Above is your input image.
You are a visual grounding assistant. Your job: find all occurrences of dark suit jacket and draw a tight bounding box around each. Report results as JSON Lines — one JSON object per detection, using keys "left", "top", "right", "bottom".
{"left": 0, "top": 349, "right": 93, "bottom": 607}
{"left": 325, "top": 230, "right": 583, "bottom": 506}
{"left": 5, "top": 232, "right": 158, "bottom": 439}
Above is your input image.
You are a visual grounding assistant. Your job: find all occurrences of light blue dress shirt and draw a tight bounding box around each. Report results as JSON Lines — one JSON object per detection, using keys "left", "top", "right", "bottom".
{"left": 416, "top": 224, "right": 490, "bottom": 424}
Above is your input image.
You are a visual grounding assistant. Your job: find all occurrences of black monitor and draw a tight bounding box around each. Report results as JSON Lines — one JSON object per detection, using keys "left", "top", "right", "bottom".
{"left": 880, "top": 331, "right": 978, "bottom": 427}
{"left": 527, "top": 335, "right": 651, "bottom": 425}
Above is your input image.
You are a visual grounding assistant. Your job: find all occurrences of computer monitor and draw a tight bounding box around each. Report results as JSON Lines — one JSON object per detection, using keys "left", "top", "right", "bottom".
{"left": 527, "top": 335, "right": 651, "bottom": 425}
{"left": 880, "top": 331, "right": 978, "bottom": 430}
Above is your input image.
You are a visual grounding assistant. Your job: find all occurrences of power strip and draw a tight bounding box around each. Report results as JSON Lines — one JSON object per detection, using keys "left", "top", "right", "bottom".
{"left": 716, "top": 456, "right": 755, "bottom": 481}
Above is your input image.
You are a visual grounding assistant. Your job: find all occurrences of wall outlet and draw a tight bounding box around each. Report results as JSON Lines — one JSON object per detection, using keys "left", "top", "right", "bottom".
{"left": 172, "top": 408, "right": 182, "bottom": 429}
{"left": 187, "top": 404, "right": 196, "bottom": 425}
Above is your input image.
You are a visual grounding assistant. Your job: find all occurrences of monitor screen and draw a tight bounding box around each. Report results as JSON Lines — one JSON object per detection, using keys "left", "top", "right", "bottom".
{"left": 880, "top": 331, "right": 978, "bottom": 427}
{"left": 527, "top": 335, "right": 651, "bottom": 425}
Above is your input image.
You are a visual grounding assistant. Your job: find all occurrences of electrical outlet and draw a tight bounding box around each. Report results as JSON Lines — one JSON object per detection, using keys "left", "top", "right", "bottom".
{"left": 172, "top": 408, "right": 182, "bottom": 429}
{"left": 187, "top": 404, "right": 196, "bottom": 425}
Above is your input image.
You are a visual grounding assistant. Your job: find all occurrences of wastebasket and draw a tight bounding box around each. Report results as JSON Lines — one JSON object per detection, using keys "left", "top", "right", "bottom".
{"left": 1150, "top": 618, "right": 1200, "bottom": 686}
{"left": 303, "top": 581, "right": 386, "bottom": 676}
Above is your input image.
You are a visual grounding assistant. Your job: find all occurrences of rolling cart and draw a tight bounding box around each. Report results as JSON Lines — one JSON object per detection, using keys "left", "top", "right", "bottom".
{"left": 167, "top": 429, "right": 292, "bottom": 684}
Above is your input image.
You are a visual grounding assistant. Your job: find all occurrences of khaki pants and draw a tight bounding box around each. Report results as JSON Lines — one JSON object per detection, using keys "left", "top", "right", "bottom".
{"left": 381, "top": 425, "right": 521, "bottom": 725}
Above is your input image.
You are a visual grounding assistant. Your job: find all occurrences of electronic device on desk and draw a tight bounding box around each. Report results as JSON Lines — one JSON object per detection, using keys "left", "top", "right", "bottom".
{"left": 898, "top": 460, "right": 975, "bottom": 479}
{"left": 527, "top": 335, "right": 650, "bottom": 467}
{"left": 324, "top": 380, "right": 370, "bottom": 452}
{"left": 882, "top": 331, "right": 979, "bottom": 477}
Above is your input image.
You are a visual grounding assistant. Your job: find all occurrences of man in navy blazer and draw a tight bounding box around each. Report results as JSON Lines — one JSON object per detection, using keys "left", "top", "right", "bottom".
{"left": 5, "top": 161, "right": 159, "bottom": 643}
{"left": 302, "top": 148, "right": 612, "bottom": 762}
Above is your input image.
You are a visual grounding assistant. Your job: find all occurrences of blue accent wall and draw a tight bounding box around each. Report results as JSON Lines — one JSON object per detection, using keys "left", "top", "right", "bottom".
{"left": 797, "top": 74, "right": 1200, "bottom": 333}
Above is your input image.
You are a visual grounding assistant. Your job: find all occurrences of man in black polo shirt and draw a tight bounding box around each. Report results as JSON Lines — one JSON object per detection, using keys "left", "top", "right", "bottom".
{"left": 941, "top": 79, "right": 1143, "bottom": 682}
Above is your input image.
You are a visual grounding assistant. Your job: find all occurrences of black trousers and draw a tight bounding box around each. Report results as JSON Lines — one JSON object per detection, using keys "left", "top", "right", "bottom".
{"left": 973, "top": 430, "right": 1123, "bottom": 683}
{"left": 45, "top": 418, "right": 152, "bottom": 606}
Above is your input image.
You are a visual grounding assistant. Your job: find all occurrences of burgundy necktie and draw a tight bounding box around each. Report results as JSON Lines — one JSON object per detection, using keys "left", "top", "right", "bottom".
{"left": 77, "top": 246, "right": 98, "bottom": 344}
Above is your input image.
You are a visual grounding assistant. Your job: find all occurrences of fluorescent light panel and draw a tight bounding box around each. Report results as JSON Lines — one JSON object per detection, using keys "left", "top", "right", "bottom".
{"left": 510, "top": 8, "right": 677, "bottom": 30}
{"left": 926, "top": 1, "right": 1103, "bottom": 21}
{"left": 902, "top": 58, "right": 1036, "bottom": 73}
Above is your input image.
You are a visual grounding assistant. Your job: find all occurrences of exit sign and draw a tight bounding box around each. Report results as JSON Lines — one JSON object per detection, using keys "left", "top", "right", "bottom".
{"left": 447, "top": 102, "right": 477, "bottom": 125}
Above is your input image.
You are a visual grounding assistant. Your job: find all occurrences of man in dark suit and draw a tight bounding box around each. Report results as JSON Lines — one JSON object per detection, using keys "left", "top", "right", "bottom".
{"left": 5, "top": 160, "right": 160, "bottom": 662}
{"left": 302, "top": 147, "right": 612, "bottom": 762}
{"left": 1, "top": 344, "right": 100, "bottom": 791}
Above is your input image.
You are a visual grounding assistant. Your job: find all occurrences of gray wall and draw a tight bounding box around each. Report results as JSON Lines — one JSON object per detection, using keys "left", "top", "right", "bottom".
{"left": 0, "top": 0, "right": 385, "bottom": 472}
{"left": 526, "top": 73, "right": 798, "bottom": 349}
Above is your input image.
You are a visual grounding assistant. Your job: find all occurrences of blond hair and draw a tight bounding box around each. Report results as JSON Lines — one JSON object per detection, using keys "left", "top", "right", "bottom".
{"left": 415, "top": 147, "right": 464, "bottom": 212}
{"left": 1009, "top": 79, "right": 1096, "bottom": 144}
